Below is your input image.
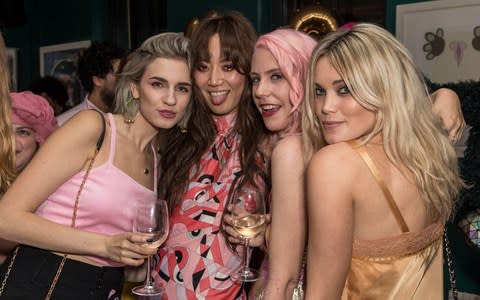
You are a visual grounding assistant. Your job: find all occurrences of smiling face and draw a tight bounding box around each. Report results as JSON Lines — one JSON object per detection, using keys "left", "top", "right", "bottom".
{"left": 193, "top": 34, "right": 246, "bottom": 117}
{"left": 251, "top": 47, "right": 293, "bottom": 134}
{"left": 314, "top": 57, "right": 376, "bottom": 145}
{"left": 13, "top": 125, "right": 38, "bottom": 172}
{"left": 131, "top": 57, "right": 192, "bottom": 129}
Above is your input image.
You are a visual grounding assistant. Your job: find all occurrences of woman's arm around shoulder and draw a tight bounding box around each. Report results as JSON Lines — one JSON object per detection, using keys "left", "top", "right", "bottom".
{"left": 264, "top": 135, "right": 306, "bottom": 300}
{"left": 305, "top": 143, "right": 357, "bottom": 300}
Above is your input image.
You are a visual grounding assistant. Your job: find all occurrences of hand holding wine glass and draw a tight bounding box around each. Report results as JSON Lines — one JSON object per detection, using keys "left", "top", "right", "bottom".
{"left": 131, "top": 198, "right": 169, "bottom": 296}
{"left": 228, "top": 187, "right": 266, "bottom": 282}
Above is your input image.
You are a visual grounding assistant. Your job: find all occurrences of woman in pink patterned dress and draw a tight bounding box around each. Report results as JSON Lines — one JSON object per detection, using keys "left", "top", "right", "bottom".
{"left": 154, "top": 12, "right": 270, "bottom": 299}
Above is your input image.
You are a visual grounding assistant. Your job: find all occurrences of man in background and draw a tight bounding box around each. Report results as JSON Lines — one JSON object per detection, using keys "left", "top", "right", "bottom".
{"left": 56, "top": 41, "right": 126, "bottom": 125}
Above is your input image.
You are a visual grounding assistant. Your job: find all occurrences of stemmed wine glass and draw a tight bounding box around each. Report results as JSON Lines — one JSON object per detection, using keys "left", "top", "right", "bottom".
{"left": 228, "top": 187, "right": 266, "bottom": 282}
{"left": 131, "top": 198, "right": 169, "bottom": 296}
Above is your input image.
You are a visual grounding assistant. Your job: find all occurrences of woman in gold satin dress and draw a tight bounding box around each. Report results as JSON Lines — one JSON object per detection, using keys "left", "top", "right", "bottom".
{"left": 302, "top": 23, "right": 465, "bottom": 299}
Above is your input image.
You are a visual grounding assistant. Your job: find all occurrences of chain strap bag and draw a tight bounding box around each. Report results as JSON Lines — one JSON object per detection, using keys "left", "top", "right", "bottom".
{"left": 445, "top": 227, "right": 459, "bottom": 300}
{"left": 0, "top": 111, "right": 105, "bottom": 299}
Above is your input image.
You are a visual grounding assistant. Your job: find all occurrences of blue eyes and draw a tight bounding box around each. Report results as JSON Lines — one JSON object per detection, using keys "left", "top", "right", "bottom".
{"left": 315, "top": 87, "right": 326, "bottom": 96}
{"left": 249, "top": 72, "right": 283, "bottom": 85}
{"left": 315, "top": 86, "right": 350, "bottom": 96}
{"left": 338, "top": 86, "right": 350, "bottom": 95}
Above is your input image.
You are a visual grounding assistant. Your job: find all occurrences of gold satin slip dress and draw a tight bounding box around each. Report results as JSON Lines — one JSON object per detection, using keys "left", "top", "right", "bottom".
{"left": 341, "top": 143, "right": 443, "bottom": 300}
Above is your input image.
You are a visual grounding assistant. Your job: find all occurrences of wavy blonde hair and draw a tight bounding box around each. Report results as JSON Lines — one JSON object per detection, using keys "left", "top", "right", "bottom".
{"left": 302, "top": 23, "right": 464, "bottom": 222}
{"left": 0, "top": 32, "right": 15, "bottom": 196}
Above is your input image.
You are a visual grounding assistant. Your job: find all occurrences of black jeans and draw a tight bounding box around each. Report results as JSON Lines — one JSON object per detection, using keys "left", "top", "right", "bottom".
{"left": 0, "top": 245, "right": 124, "bottom": 300}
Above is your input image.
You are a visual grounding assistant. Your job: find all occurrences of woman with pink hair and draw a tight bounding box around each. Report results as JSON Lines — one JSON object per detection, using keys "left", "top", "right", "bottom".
{"left": 224, "top": 27, "right": 466, "bottom": 300}
{"left": 224, "top": 28, "right": 317, "bottom": 299}
{"left": 250, "top": 29, "right": 316, "bottom": 300}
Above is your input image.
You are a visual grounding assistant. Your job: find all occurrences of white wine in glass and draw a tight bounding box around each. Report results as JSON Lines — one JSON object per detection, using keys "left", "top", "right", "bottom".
{"left": 131, "top": 199, "right": 169, "bottom": 296}
{"left": 229, "top": 188, "right": 266, "bottom": 282}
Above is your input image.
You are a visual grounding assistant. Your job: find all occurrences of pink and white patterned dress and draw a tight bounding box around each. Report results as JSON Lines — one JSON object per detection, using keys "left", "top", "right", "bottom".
{"left": 154, "top": 113, "right": 251, "bottom": 299}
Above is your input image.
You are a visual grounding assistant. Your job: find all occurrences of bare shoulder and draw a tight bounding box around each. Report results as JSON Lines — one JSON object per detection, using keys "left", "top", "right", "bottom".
{"left": 431, "top": 87, "right": 459, "bottom": 103}
{"left": 57, "top": 110, "right": 106, "bottom": 143}
{"left": 272, "top": 135, "right": 303, "bottom": 163}
{"left": 308, "top": 142, "right": 360, "bottom": 176}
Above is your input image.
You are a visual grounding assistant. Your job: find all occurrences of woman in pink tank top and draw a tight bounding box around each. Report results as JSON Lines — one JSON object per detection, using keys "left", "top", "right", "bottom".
{"left": 0, "top": 32, "right": 193, "bottom": 299}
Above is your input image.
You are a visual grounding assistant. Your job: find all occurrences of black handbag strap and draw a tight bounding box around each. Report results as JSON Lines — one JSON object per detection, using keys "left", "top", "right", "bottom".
{"left": 92, "top": 110, "right": 106, "bottom": 151}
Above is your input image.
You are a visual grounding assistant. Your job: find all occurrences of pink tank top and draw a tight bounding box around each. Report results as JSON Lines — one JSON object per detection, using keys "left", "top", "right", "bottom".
{"left": 36, "top": 113, "right": 158, "bottom": 266}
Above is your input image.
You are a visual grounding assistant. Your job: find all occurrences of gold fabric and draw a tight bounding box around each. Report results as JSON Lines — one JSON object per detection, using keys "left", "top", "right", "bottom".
{"left": 342, "top": 141, "right": 444, "bottom": 299}
{"left": 341, "top": 223, "right": 443, "bottom": 300}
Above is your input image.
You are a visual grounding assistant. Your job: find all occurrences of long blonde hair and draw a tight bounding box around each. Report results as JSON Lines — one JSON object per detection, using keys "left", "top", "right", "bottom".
{"left": 302, "top": 23, "right": 464, "bottom": 222}
{"left": 0, "top": 32, "right": 15, "bottom": 196}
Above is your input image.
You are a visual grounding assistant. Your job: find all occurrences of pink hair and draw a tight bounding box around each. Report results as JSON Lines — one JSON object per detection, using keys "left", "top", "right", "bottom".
{"left": 255, "top": 29, "right": 316, "bottom": 133}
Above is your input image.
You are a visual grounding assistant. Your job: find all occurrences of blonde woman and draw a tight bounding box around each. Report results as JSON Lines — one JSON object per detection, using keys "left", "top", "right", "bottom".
{"left": 302, "top": 23, "right": 464, "bottom": 299}
{"left": 0, "top": 32, "right": 15, "bottom": 197}
{"left": 0, "top": 32, "right": 193, "bottom": 298}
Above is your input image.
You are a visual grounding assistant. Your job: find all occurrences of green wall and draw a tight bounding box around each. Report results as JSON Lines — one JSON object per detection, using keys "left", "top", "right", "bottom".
{"left": 167, "top": 0, "right": 271, "bottom": 34}
{"left": 2, "top": 0, "right": 432, "bottom": 91}
{"left": 2, "top": 0, "right": 108, "bottom": 91}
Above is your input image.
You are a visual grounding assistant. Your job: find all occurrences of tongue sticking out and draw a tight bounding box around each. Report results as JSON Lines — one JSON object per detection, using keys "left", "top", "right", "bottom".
{"left": 210, "top": 91, "right": 228, "bottom": 105}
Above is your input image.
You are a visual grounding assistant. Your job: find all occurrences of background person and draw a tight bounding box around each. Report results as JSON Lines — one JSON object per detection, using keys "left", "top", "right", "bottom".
{"left": 10, "top": 91, "right": 57, "bottom": 173}
{"left": 28, "top": 76, "right": 70, "bottom": 116}
{"left": 56, "top": 41, "right": 127, "bottom": 125}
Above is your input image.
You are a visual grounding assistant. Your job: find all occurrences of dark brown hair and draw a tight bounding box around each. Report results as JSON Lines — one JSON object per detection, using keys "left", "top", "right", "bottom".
{"left": 159, "top": 11, "right": 270, "bottom": 212}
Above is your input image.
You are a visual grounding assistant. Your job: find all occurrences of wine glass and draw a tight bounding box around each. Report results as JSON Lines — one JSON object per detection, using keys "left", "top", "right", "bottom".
{"left": 131, "top": 199, "right": 169, "bottom": 296}
{"left": 228, "top": 187, "right": 266, "bottom": 282}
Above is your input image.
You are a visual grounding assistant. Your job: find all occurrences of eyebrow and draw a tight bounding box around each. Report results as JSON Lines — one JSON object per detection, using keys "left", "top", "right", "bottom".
{"left": 314, "top": 78, "right": 344, "bottom": 87}
{"left": 250, "top": 68, "right": 280, "bottom": 76}
{"left": 149, "top": 76, "right": 192, "bottom": 87}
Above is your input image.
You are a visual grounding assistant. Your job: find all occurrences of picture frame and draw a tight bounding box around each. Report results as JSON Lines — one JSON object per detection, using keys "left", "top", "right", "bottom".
{"left": 39, "top": 40, "right": 91, "bottom": 106}
{"left": 6, "top": 48, "right": 18, "bottom": 92}
{"left": 396, "top": 0, "right": 480, "bottom": 84}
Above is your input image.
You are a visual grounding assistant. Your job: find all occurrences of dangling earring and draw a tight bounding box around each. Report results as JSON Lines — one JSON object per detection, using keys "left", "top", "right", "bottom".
{"left": 124, "top": 97, "right": 139, "bottom": 124}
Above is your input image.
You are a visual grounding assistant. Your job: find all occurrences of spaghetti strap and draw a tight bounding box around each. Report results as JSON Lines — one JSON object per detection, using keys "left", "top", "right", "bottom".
{"left": 106, "top": 113, "right": 117, "bottom": 164}
{"left": 347, "top": 141, "right": 410, "bottom": 233}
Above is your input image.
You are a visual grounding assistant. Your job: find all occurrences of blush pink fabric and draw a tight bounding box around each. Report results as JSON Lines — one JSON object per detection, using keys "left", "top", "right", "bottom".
{"left": 35, "top": 114, "right": 158, "bottom": 266}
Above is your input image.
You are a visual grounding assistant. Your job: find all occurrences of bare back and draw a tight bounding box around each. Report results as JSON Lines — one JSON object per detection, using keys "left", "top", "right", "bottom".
{"left": 348, "top": 141, "right": 433, "bottom": 239}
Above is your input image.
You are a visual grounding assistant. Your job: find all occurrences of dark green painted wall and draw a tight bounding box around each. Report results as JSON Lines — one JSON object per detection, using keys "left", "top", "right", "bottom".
{"left": 2, "top": 0, "right": 107, "bottom": 91}
{"left": 385, "top": 0, "right": 431, "bottom": 33}
{"left": 166, "top": 0, "right": 271, "bottom": 34}
{"left": 3, "top": 0, "right": 432, "bottom": 91}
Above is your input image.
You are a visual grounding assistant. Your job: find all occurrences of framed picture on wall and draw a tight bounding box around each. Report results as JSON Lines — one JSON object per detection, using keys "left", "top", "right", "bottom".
{"left": 6, "top": 48, "right": 18, "bottom": 91}
{"left": 396, "top": 0, "right": 480, "bottom": 84}
{"left": 39, "top": 40, "right": 91, "bottom": 107}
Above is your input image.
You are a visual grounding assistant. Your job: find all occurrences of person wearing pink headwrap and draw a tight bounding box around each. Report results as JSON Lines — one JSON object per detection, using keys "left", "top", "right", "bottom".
{"left": 10, "top": 91, "right": 58, "bottom": 172}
